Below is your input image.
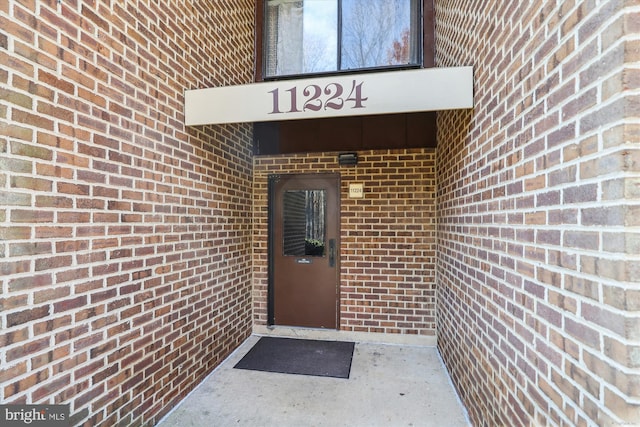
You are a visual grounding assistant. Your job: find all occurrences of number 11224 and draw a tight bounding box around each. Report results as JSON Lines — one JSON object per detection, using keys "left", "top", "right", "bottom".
{"left": 268, "top": 80, "right": 368, "bottom": 115}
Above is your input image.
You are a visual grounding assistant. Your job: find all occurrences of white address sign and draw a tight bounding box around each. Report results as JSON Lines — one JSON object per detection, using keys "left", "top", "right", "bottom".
{"left": 184, "top": 66, "right": 473, "bottom": 126}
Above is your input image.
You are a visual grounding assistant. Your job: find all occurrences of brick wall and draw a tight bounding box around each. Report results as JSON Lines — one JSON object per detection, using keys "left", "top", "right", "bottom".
{"left": 435, "top": 1, "right": 640, "bottom": 426}
{"left": 0, "top": 1, "right": 254, "bottom": 426}
{"left": 253, "top": 149, "right": 437, "bottom": 337}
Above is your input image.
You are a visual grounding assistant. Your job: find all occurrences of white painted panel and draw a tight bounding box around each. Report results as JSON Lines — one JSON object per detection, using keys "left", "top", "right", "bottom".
{"left": 184, "top": 67, "right": 473, "bottom": 126}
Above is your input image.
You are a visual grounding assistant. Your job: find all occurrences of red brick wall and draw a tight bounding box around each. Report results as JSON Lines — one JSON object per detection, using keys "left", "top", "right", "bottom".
{"left": 0, "top": 1, "right": 254, "bottom": 425}
{"left": 435, "top": 1, "right": 640, "bottom": 425}
{"left": 253, "top": 149, "right": 437, "bottom": 337}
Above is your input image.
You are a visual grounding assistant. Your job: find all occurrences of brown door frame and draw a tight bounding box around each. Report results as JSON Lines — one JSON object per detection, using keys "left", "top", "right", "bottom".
{"left": 267, "top": 173, "right": 341, "bottom": 328}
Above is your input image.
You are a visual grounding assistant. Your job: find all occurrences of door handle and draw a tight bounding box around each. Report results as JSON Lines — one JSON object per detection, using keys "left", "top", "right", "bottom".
{"left": 328, "top": 239, "right": 336, "bottom": 268}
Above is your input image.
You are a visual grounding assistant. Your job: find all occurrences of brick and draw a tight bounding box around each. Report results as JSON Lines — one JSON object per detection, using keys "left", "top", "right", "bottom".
{"left": 9, "top": 241, "right": 52, "bottom": 257}
{"left": 7, "top": 273, "right": 53, "bottom": 293}
{"left": 54, "top": 296, "right": 88, "bottom": 313}
{"left": 563, "top": 231, "right": 599, "bottom": 250}
{"left": 10, "top": 209, "right": 54, "bottom": 223}
{"left": 56, "top": 182, "right": 90, "bottom": 195}
{"left": 582, "top": 206, "right": 625, "bottom": 226}
{"left": 11, "top": 176, "right": 53, "bottom": 192}
{"left": 0, "top": 226, "right": 31, "bottom": 240}
{"left": 0, "top": 187, "right": 32, "bottom": 206}
{"left": 562, "top": 183, "right": 597, "bottom": 204}
{"left": 34, "top": 226, "right": 74, "bottom": 239}
{"left": 6, "top": 306, "right": 51, "bottom": 328}
{"left": 56, "top": 267, "right": 90, "bottom": 284}
{"left": 0, "top": 87, "right": 33, "bottom": 109}
{"left": 34, "top": 255, "right": 73, "bottom": 271}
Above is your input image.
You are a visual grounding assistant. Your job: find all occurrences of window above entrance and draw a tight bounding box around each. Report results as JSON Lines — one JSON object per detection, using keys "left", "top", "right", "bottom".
{"left": 262, "top": 0, "right": 422, "bottom": 79}
{"left": 182, "top": 0, "right": 477, "bottom": 154}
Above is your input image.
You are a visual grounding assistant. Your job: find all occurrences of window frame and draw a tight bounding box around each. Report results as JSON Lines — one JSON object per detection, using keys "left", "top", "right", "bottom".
{"left": 254, "top": 0, "right": 435, "bottom": 82}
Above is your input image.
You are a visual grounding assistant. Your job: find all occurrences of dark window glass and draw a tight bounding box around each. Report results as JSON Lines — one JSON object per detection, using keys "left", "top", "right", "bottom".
{"left": 283, "top": 190, "right": 326, "bottom": 257}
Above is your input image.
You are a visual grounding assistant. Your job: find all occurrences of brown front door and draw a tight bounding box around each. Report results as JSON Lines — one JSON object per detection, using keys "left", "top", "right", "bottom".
{"left": 270, "top": 173, "right": 340, "bottom": 329}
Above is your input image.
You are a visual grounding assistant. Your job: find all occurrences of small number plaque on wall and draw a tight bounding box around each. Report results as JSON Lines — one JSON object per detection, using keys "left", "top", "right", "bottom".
{"left": 348, "top": 183, "right": 364, "bottom": 199}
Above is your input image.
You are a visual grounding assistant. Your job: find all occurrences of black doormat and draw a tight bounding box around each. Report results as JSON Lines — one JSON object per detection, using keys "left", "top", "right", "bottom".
{"left": 234, "top": 337, "right": 355, "bottom": 379}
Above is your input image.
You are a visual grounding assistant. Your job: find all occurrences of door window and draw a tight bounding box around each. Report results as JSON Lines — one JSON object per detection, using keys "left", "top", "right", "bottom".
{"left": 283, "top": 189, "right": 326, "bottom": 257}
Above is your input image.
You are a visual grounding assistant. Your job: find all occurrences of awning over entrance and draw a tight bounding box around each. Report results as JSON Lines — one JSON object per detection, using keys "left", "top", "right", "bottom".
{"left": 184, "top": 66, "right": 473, "bottom": 126}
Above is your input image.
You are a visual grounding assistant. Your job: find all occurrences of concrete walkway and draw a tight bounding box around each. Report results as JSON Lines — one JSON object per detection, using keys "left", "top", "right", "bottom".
{"left": 157, "top": 334, "right": 470, "bottom": 427}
